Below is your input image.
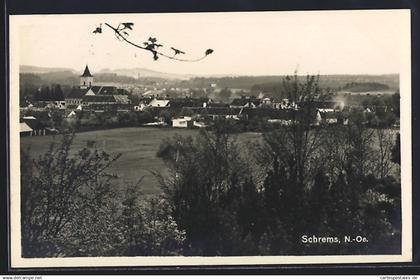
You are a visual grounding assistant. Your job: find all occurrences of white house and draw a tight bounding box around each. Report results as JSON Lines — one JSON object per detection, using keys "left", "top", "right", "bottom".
{"left": 149, "top": 98, "right": 170, "bottom": 108}
{"left": 172, "top": 116, "right": 192, "bottom": 128}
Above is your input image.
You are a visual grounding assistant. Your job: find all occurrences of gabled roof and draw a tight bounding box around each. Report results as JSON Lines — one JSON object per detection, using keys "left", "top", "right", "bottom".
{"left": 82, "top": 95, "right": 116, "bottom": 103}
{"left": 149, "top": 99, "right": 170, "bottom": 107}
{"left": 81, "top": 65, "right": 93, "bottom": 77}
{"left": 113, "top": 95, "right": 130, "bottom": 104}
{"left": 90, "top": 86, "right": 118, "bottom": 95}
{"left": 20, "top": 122, "right": 33, "bottom": 133}
{"left": 230, "top": 97, "right": 261, "bottom": 107}
{"left": 244, "top": 108, "right": 294, "bottom": 120}
{"left": 168, "top": 98, "right": 205, "bottom": 108}
{"left": 207, "top": 102, "right": 229, "bottom": 108}
{"left": 23, "top": 118, "right": 44, "bottom": 130}
{"left": 117, "top": 88, "right": 129, "bottom": 95}
{"left": 230, "top": 98, "right": 250, "bottom": 107}
{"left": 67, "top": 88, "right": 88, "bottom": 99}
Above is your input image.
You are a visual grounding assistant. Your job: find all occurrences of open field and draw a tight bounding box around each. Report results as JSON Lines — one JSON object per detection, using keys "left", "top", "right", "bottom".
{"left": 20, "top": 126, "right": 399, "bottom": 195}
{"left": 20, "top": 127, "right": 262, "bottom": 194}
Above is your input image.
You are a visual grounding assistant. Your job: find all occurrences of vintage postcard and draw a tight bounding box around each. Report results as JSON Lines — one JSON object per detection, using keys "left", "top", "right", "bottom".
{"left": 9, "top": 10, "right": 412, "bottom": 267}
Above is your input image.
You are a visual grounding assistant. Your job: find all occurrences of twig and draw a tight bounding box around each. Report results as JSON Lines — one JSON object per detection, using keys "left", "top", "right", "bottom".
{"left": 103, "top": 23, "right": 211, "bottom": 62}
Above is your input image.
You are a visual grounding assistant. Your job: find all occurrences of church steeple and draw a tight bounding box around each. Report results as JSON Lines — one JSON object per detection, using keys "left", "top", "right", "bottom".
{"left": 81, "top": 65, "right": 93, "bottom": 77}
{"left": 80, "top": 65, "right": 94, "bottom": 88}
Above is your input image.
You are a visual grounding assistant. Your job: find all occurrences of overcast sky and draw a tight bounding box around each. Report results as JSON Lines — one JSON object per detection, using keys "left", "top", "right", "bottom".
{"left": 13, "top": 10, "right": 410, "bottom": 76}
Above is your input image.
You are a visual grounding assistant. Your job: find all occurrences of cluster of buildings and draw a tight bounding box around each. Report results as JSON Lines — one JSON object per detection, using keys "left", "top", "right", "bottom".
{"left": 20, "top": 66, "right": 132, "bottom": 136}
{"left": 64, "top": 66, "right": 132, "bottom": 114}
{"left": 134, "top": 93, "right": 346, "bottom": 128}
{"left": 20, "top": 66, "right": 351, "bottom": 134}
{"left": 23, "top": 66, "right": 131, "bottom": 115}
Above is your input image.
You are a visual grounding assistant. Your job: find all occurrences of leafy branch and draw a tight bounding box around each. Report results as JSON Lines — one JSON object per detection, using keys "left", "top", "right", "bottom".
{"left": 93, "top": 22, "right": 214, "bottom": 62}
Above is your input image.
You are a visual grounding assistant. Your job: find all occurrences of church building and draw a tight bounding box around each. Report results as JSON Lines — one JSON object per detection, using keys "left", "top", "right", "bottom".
{"left": 65, "top": 65, "right": 130, "bottom": 110}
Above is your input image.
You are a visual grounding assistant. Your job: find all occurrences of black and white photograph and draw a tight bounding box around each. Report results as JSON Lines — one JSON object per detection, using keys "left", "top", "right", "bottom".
{"left": 8, "top": 10, "right": 412, "bottom": 267}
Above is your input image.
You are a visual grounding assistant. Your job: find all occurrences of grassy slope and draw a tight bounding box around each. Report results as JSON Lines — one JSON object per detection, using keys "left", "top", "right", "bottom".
{"left": 21, "top": 127, "right": 261, "bottom": 195}
{"left": 21, "top": 127, "right": 198, "bottom": 194}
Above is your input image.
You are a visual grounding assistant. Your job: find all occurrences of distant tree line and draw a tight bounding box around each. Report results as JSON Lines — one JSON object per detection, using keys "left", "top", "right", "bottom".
{"left": 20, "top": 74, "right": 74, "bottom": 104}
{"left": 32, "top": 85, "right": 65, "bottom": 101}
{"left": 342, "top": 82, "right": 390, "bottom": 92}
{"left": 91, "top": 73, "right": 139, "bottom": 84}
{"left": 190, "top": 75, "right": 399, "bottom": 92}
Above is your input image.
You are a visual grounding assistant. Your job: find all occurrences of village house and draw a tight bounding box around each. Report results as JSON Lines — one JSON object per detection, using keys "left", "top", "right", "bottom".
{"left": 21, "top": 116, "right": 45, "bottom": 136}
{"left": 271, "top": 98, "right": 297, "bottom": 110}
{"left": 244, "top": 108, "right": 293, "bottom": 125}
{"left": 261, "top": 97, "right": 272, "bottom": 107}
{"left": 181, "top": 107, "right": 244, "bottom": 121}
{"left": 20, "top": 121, "right": 33, "bottom": 136}
{"left": 230, "top": 96, "right": 261, "bottom": 108}
{"left": 310, "top": 100, "right": 345, "bottom": 112}
{"left": 148, "top": 98, "right": 170, "bottom": 108}
{"left": 168, "top": 98, "right": 211, "bottom": 108}
{"left": 19, "top": 116, "right": 58, "bottom": 136}
{"left": 172, "top": 116, "right": 194, "bottom": 128}
{"left": 317, "top": 111, "right": 339, "bottom": 125}
{"left": 142, "top": 97, "right": 212, "bottom": 112}
{"left": 134, "top": 97, "right": 153, "bottom": 111}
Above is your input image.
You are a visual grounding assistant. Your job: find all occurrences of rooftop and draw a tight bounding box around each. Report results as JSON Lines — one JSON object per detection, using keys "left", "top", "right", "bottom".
{"left": 81, "top": 65, "right": 93, "bottom": 77}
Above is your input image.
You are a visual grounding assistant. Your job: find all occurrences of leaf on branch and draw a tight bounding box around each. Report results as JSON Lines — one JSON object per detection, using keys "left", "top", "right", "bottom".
{"left": 99, "top": 23, "right": 213, "bottom": 62}
{"left": 171, "top": 47, "right": 186, "bottom": 55}
{"left": 205, "top": 49, "right": 214, "bottom": 56}
{"left": 143, "top": 37, "right": 163, "bottom": 52}
{"left": 93, "top": 24, "right": 102, "bottom": 34}
{"left": 144, "top": 44, "right": 154, "bottom": 51}
{"left": 121, "top": 22, "right": 134, "bottom": 30}
{"left": 148, "top": 37, "right": 157, "bottom": 43}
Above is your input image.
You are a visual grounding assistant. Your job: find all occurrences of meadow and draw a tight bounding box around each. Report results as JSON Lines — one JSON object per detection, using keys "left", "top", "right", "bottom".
{"left": 20, "top": 126, "right": 398, "bottom": 194}
{"left": 20, "top": 127, "right": 262, "bottom": 194}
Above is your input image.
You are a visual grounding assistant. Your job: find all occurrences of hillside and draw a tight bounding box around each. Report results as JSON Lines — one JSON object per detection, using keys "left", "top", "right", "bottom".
{"left": 188, "top": 74, "right": 399, "bottom": 91}
{"left": 20, "top": 65, "right": 76, "bottom": 74}
{"left": 341, "top": 82, "right": 390, "bottom": 92}
{"left": 99, "top": 67, "right": 193, "bottom": 80}
{"left": 19, "top": 65, "right": 399, "bottom": 94}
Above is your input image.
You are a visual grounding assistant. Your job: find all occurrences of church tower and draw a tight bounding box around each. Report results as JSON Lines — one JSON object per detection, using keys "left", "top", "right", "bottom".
{"left": 80, "top": 65, "right": 93, "bottom": 88}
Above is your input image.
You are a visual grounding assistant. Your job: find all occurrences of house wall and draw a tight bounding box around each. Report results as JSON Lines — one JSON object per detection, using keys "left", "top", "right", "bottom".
{"left": 172, "top": 119, "right": 189, "bottom": 128}
{"left": 83, "top": 101, "right": 116, "bottom": 105}
{"left": 172, "top": 117, "right": 192, "bottom": 128}
{"left": 66, "top": 98, "right": 82, "bottom": 105}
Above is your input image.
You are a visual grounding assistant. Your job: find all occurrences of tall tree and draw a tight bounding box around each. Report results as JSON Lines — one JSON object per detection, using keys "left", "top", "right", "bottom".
{"left": 21, "top": 134, "right": 121, "bottom": 257}
{"left": 157, "top": 120, "right": 258, "bottom": 255}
